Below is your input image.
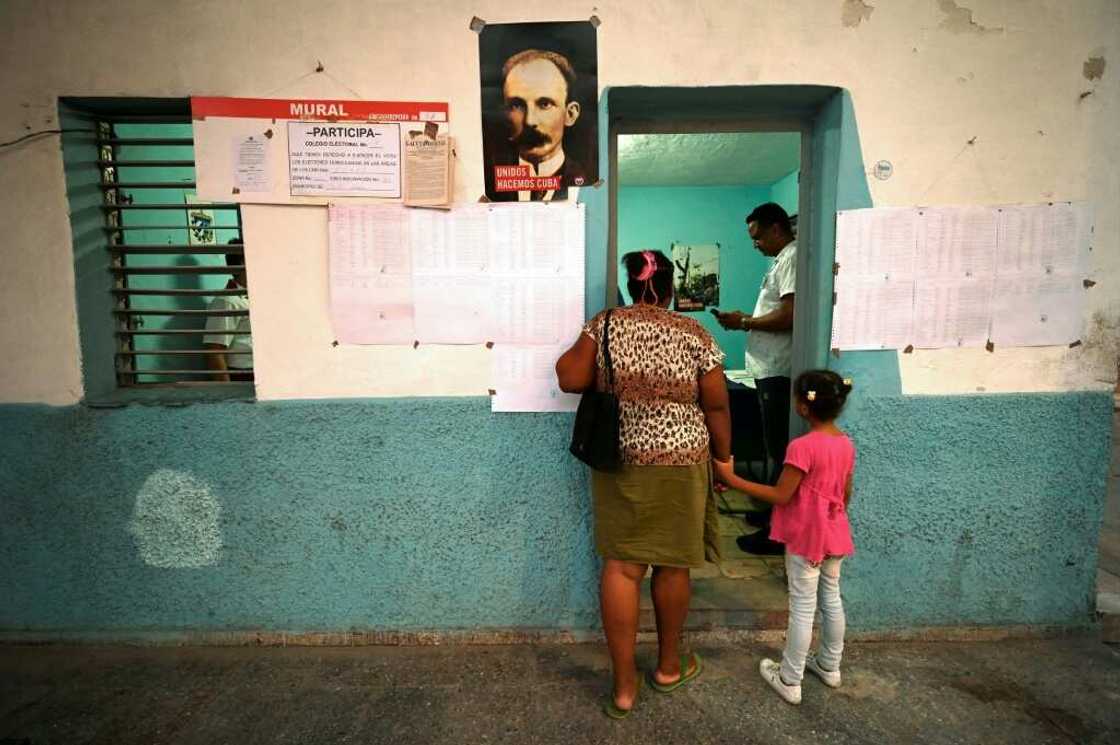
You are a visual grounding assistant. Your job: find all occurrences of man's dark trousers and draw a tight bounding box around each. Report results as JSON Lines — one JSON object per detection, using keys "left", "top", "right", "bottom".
{"left": 737, "top": 375, "right": 791, "bottom": 555}
{"left": 756, "top": 375, "right": 791, "bottom": 485}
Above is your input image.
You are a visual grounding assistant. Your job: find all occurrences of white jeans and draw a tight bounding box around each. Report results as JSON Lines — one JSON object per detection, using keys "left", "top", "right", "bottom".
{"left": 780, "top": 553, "right": 845, "bottom": 685}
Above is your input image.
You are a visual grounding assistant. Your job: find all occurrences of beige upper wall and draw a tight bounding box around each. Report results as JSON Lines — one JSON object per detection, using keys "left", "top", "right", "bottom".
{"left": 0, "top": 0, "right": 1116, "bottom": 403}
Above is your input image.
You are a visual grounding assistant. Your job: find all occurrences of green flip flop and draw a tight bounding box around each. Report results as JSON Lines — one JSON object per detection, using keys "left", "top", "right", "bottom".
{"left": 649, "top": 652, "right": 703, "bottom": 693}
{"left": 603, "top": 676, "right": 643, "bottom": 720}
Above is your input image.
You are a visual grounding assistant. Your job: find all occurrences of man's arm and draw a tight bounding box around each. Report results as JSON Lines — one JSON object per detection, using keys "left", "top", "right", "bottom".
{"left": 205, "top": 343, "right": 231, "bottom": 383}
{"left": 714, "top": 310, "right": 749, "bottom": 331}
{"left": 743, "top": 294, "right": 794, "bottom": 332}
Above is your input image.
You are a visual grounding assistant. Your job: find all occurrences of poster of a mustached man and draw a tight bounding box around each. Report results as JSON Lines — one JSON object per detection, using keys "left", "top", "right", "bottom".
{"left": 479, "top": 21, "right": 598, "bottom": 202}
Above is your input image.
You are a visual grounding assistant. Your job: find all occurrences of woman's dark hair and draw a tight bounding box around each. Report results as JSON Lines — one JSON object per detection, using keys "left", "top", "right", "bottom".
{"left": 622, "top": 250, "right": 674, "bottom": 305}
{"left": 793, "top": 369, "right": 853, "bottom": 421}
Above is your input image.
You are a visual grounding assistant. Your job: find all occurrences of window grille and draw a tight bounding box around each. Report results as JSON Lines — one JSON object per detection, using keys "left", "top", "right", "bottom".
{"left": 86, "top": 104, "right": 251, "bottom": 387}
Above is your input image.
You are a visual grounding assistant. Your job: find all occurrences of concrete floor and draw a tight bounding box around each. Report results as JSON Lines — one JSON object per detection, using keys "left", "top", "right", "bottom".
{"left": 1, "top": 636, "right": 1118, "bottom": 744}
{"left": 640, "top": 496, "right": 790, "bottom": 631}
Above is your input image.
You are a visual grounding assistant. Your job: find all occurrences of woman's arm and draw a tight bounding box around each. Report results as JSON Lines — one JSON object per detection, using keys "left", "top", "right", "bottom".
{"left": 845, "top": 472, "right": 853, "bottom": 506}
{"left": 712, "top": 461, "right": 804, "bottom": 506}
{"left": 555, "top": 333, "right": 598, "bottom": 393}
{"left": 698, "top": 366, "right": 731, "bottom": 461}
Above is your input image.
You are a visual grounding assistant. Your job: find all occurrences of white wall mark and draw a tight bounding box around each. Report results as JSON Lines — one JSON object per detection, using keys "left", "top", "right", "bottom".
{"left": 129, "top": 469, "right": 223, "bottom": 568}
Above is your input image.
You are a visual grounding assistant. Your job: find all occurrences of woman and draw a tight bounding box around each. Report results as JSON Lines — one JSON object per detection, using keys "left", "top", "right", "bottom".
{"left": 556, "top": 249, "right": 732, "bottom": 718}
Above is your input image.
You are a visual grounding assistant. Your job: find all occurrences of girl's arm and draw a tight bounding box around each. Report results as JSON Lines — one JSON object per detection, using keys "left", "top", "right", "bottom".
{"left": 555, "top": 333, "right": 598, "bottom": 393}
{"left": 845, "top": 472, "right": 853, "bottom": 506}
{"left": 712, "top": 460, "right": 804, "bottom": 506}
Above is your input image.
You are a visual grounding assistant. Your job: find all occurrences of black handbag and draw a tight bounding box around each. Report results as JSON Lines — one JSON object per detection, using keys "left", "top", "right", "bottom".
{"left": 568, "top": 309, "right": 621, "bottom": 471}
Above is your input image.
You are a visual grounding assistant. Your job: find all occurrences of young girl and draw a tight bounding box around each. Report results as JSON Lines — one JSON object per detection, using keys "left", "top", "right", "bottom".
{"left": 713, "top": 370, "right": 855, "bottom": 705}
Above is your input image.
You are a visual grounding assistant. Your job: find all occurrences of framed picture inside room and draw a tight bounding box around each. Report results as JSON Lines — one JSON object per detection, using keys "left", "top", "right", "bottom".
{"left": 672, "top": 243, "right": 720, "bottom": 312}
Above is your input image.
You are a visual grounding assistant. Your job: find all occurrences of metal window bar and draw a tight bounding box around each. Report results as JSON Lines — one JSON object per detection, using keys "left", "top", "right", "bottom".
{"left": 99, "top": 116, "right": 249, "bottom": 386}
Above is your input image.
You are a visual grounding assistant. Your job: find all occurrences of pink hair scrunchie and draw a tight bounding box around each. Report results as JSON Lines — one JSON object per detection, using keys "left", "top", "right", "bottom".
{"left": 636, "top": 250, "right": 658, "bottom": 281}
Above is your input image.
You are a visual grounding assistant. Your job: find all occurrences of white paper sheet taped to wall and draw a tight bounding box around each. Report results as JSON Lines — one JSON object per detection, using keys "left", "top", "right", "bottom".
{"left": 831, "top": 202, "right": 1093, "bottom": 351}
{"left": 327, "top": 203, "right": 585, "bottom": 412}
{"left": 490, "top": 343, "right": 580, "bottom": 412}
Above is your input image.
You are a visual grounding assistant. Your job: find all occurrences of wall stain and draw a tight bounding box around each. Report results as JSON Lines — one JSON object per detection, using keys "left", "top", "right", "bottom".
{"left": 842, "top": 0, "right": 874, "bottom": 28}
{"left": 1062, "top": 311, "right": 1120, "bottom": 387}
{"left": 1083, "top": 56, "right": 1106, "bottom": 81}
{"left": 937, "top": 0, "right": 1002, "bottom": 35}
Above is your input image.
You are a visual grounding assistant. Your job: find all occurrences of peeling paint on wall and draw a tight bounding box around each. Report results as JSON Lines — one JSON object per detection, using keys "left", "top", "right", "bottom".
{"left": 1083, "top": 56, "right": 1106, "bottom": 81}
{"left": 1062, "top": 311, "right": 1120, "bottom": 388}
{"left": 937, "top": 0, "right": 1003, "bottom": 35}
{"left": 129, "top": 469, "right": 223, "bottom": 568}
{"left": 842, "top": 0, "right": 874, "bottom": 28}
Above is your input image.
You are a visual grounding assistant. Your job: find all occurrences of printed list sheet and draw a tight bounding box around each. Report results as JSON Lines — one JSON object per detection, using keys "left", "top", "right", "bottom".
{"left": 328, "top": 203, "right": 585, "bottom": 411}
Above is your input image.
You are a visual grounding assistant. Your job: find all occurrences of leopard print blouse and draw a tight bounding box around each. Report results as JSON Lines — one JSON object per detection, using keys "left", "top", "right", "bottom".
{"left": 582, "top": 304, "right": 725, "bottom": 466}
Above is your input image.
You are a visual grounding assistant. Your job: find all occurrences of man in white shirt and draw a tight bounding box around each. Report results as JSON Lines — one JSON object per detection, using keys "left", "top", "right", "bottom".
{"left": 714, "top": 203, "right": 796, "bottom": 554}
{"left": 486, "top": 49, "right": 587, "bottom": 202}
{"left": 203, "top": 239, "right": 253, "bottom": 382}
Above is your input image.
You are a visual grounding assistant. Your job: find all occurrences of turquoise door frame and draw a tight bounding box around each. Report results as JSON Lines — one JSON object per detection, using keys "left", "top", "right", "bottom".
{"left": 580, "top": 85, "right": 901, "bottom": 436}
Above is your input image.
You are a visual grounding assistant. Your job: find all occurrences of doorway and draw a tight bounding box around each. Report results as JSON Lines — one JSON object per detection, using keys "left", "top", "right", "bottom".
{"left": 603, "top": 84, "right": 857, "bottom": 628}
{"left": 611, "top": 127, "right": 803, "bottom": 626}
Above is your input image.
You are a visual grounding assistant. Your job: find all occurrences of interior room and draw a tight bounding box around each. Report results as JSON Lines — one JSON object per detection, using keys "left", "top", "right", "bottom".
{"left": 616, "top": 131, "right": 801, "bottom": 627}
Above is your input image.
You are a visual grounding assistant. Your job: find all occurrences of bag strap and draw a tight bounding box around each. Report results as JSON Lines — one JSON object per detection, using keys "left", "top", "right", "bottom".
{"left": 602, "top": 308, "right": 615, "bottom": 391}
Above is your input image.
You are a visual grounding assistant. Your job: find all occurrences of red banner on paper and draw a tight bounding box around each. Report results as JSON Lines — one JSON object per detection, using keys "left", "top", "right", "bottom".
{"left": 493, "top": 165, "right": 562, "bottom": 192}
{"left": 191, "top": 97, "right": 448, "bottom": 123}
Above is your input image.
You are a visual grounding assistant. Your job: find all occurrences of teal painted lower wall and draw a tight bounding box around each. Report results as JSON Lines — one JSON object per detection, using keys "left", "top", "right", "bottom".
{"left": 0, "top": 391, "right": 1110, "bottom": 633}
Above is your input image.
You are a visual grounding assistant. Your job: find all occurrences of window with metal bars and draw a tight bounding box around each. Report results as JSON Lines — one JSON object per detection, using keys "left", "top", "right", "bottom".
{"left": 60, "top": 98, "right": 253, "bottom": 394}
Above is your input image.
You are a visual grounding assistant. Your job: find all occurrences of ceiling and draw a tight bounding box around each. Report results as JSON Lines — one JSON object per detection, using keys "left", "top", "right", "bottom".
{"left": 617, "top": 132, "right": 800, "bottom": 187}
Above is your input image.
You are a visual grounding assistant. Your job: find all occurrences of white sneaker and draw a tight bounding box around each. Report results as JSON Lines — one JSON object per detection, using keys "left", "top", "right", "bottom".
{"left": 805, "top": 652, "right": 842, "bottom": 688}
{"left": 759, "top": 658, "right": 801, "bottom": 704}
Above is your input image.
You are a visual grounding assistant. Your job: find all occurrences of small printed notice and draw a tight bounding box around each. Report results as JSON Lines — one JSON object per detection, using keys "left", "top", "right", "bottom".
{"left": 404, "top": 131, "right": 452, "bottom": 208}
{"left": 233, "top": 135, "right": 270, "bottom": 193}
{"left": 288, "top": 122, "right": 401, "bottom": 198}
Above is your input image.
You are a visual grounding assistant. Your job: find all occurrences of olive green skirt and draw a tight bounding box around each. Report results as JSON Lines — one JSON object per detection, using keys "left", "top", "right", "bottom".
{"left": 591, "top": 461, "right": 722, "bottom": 568}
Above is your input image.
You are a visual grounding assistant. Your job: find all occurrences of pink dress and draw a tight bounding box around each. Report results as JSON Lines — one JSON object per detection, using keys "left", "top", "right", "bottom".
{"left": 769, "top": 431, "right": 856, "bottom": 564}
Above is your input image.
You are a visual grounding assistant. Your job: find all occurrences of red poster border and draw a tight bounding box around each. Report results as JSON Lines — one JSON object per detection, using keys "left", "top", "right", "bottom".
{"left": 191, "top": 96, "right": 448, "bottom": 122}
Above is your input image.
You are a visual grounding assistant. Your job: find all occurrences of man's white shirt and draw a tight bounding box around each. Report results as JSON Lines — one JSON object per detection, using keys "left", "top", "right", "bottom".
{"left": 203, "top": 293, "right": 253, "bottom": 369}
{"left": 745, "top": 240, "right": 796, "bottom": 380}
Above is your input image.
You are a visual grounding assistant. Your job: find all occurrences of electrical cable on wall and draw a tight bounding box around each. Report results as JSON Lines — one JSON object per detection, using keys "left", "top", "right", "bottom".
{"left": 0, "top": 128, "right": 94, "bottom": 150}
